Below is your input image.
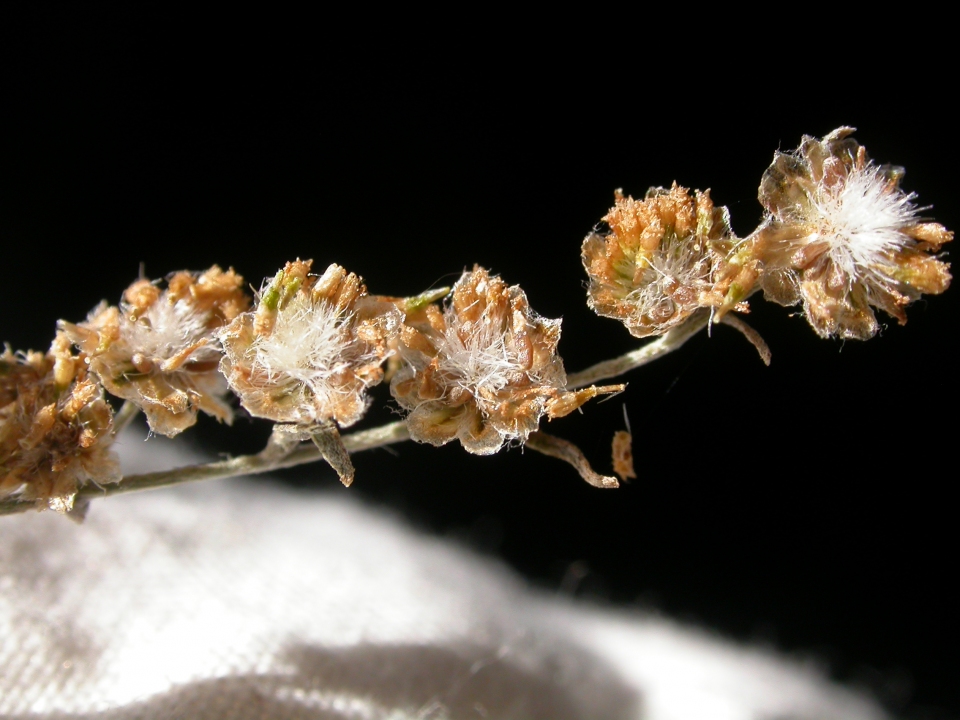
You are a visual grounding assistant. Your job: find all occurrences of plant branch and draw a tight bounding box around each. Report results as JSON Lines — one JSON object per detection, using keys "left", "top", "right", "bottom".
{"left": 566, "top": 311, "right": 710, "bottom": 389}
{"left": 112, "top": 401, "right": 141, "bottom": 435}
{"left": 1, "top": 312, "right": 717, "bottom": 518}
{"left": 0, "top": 421, "right": 411, "bottom": 516}
{"left": 525, "top": 431, "right": 618, "bottom": 489}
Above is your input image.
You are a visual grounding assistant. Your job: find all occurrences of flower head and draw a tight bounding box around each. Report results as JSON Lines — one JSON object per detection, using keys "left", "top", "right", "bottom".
{"left": 1, "top": 338, "right": 120, "bottom": 513}
{"left": 218, "top": 260, "right": 402, "bottom": 428}
{"left": 391, "top": 267, "right": 621, "bottom": 455}
{"left": 582, "top": 184, "right": 733, "bottom": 337}
{"left": 60, "top": 266, "right": 249, "bottom": 436}
{"left": 746, "top": 127, "right": 952, "bottom": 339}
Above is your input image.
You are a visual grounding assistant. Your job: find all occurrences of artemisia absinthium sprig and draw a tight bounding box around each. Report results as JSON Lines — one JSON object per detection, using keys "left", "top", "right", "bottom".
{"left": 1, "top": 127, "right": 952, "bottom": 517}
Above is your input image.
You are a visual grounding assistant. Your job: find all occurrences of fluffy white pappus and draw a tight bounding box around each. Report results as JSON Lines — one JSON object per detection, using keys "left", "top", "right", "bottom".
{"left": 436, "top": 302, "right": 564, "bottom": 414}
{"left": 809, "top": 163, "right": 921, "bottom": 286}
{"left": 123, "top": 296, "right": 222, "bottom": 364}
{"left": 625, "top": 237, "right": 714, "bottom": 326}
{"left": 242, "top": 295, "right": 388, "bottom": 425}
{"left": 437, "top": 312, "right": 521, "bottom": 394}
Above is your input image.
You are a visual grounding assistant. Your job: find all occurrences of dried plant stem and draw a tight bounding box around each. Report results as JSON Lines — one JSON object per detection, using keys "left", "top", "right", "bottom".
{"left": 525, "top": 432, "right": 618, "bottom": 489}
{"left": 0, "top": 421, "right": 411, "bottom": 516}
{"left": 566, "top": 311, "right": 709, "bottom": 389}
{"left": 719, "top": 315, "right": 771, "bottom": 366}
{"left": 0, "top": 316, "right": 712, "bottom": 517}
{"left": 112, "top": 401, "right": 141, "bottom": 435}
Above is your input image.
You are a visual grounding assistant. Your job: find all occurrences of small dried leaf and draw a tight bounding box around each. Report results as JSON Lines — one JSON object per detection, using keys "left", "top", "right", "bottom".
{"left": 310, "top": 423, "right": 355, "bottom": 487}
{"left": 545, "top": 384, "right": 625, "bottom": 420}
{"left": 611, "top": 430, "right": 636, "bottom": 482}
{"left": 525, "top": 431, "right": 618, "bottom": 489}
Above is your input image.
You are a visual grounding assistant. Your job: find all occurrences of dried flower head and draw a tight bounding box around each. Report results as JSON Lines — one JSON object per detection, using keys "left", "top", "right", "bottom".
{"left": 218, "top": 260, "right": 402, "bottom": 429}
{"left": 745, "top": 127, "right": 952, "bottom": 340}
{"left": 583, "top": 184, "right": 734, "bottom": 337}
{"left": 0, "top": 338, "right": 120, "bottom": 513}
{"left": 61, "top": 266, "right": 249, "bottom": 436}
{"left": 391, "top": 266, "right": 622, "bottom": 455}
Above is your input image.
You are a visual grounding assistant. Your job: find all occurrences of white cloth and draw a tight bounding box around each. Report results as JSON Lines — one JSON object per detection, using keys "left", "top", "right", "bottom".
{"left": 0, "top": 433, "right": 889, "bottom": 720}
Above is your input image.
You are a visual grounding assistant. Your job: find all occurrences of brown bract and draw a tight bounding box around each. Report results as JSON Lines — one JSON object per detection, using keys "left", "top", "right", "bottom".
{"left": 583, "top": 184, "right": 733, "bottom": 338}
{"left": 0, "top": 339, "right": 120, "bottom": 513}
{"left": 218, "top": 260, "right": 401, "bottom": 428}
{"left": 60, "top": 266, "right": 249, "bottom": 436}
{"left": 611, "top": 430, "right": 636, "bottom": 482}
{"left": 391, "top": 267, "right": 622, "bottom": 456}
{"left": 736, "top": 127, "right": 952, "bottom": 340}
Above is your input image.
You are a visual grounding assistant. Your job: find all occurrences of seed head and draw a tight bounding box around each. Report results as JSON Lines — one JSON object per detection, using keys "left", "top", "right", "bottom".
{"left": 0, "top": 338, "right": 120, "bottom": 513}
{"left": 60, "top": 266, "right": 249, "bottom": 436}
{"left": 583, "top": 184, "right": 733, "bottom": 337}
{"left": 391, "top": 267, "right": 621, "bottom": 455}
{"left": 745, "top": 127, "right": 952, "bottom": 339}
{"left": 218, "top": 260, "right": 402, "bottom": 428}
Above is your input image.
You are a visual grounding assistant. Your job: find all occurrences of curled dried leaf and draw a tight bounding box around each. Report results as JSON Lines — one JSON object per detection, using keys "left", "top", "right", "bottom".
{"left": 526, "top": 432, "right": 619, "bottom": 489}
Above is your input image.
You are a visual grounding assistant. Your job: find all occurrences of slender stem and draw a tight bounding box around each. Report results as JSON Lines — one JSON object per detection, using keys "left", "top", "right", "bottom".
{"left": 719, "top": 315, "right": 771, "bottom": 366}
{"left": 112, "top": 400, "right": 141, "bottom": 434}
{"left": 566, "top": 312, "right": 709, "bottom": 389}
{"left": 0, "top": 421, "right": 410, "bottom": 516}
{"left": 525, "top": 431, "right": 618, "bottom": 489}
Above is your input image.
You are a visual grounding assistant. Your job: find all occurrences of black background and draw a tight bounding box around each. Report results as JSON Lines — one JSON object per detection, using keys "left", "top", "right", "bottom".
{"left": 2, "top": 7, "right": 957, "bottom": 717}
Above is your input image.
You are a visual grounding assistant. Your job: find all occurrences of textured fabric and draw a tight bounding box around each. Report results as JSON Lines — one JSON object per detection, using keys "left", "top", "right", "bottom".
{"left": 0, "top": 433, "right": 889, "bottom": 720}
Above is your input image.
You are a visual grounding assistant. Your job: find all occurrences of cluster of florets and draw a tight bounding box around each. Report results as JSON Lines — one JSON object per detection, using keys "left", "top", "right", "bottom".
{"left": 582, "top": 184, "right": 733, "bottom": 338}
{"left": 2, "top": 258, "right": 618, "bottom": 507}
{"left": 219, "top": 260, "right": 401, "bottom": 429}
{"left": 583, "top": 128, "right": 952, "bottom": 341}
{"left": 0, "top": 339, "right": 119, "bottom": 513}
{"left": 390, "top": 266, "right": 621, "bottom": 455}
{"left": 218, "top": 260, "right": 404, "bottom": 486}
{"left": 60, "top": 266, "right": 248, "bottom": 436}
{"left": 743, "top": 127, "right": 952, "bottom": 339}
{"left": 1, "top": 126, "right": 953, "bottom": 514}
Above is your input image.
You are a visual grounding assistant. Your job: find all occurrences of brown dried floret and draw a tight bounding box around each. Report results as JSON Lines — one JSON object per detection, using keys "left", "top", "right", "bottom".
{"left": 724, "top": 127, "right": 952, "bottom": 340}
{"left": 0, "top": 339, "right": 120, "bottom": 513}
{"left": 391, "top": 266, "right": 622, "bottom": 455}
{"left": 583, "top": 184, "right": 734, "bottom": 338}
{"left": 219, "top": 260, "right": 402, "bottom": 428}
{"left": 218, "top": 260, "right": 401, "bottom": 486}
{"left": 371, "top": 286, "right": 451, "bottom": 383}
{"left": 60, "top": 265, "right": 249, "bottom": 436}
